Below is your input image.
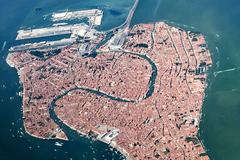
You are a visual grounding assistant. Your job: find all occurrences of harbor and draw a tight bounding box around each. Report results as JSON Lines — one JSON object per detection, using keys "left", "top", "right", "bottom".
{"left": 11, "top": 8, "right": 104, "bottom": 56}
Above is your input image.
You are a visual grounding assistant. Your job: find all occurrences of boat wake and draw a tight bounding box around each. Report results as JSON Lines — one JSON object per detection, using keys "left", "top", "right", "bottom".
{"left": 214, "top": 67, "right": 240, "bottom": 77}
{"left": 1, "top": 41, "right": 7, "bottom": 52}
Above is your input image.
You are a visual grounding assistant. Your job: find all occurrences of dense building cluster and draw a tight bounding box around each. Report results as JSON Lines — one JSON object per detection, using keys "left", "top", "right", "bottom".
{"left": 7, "top": 22, "right": 212, "bottom": 160}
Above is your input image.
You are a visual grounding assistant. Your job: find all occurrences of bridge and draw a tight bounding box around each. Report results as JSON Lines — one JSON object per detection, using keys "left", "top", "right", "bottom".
{"left": 106, "top": 0, "right": 139, "bottom": 33}
{"left": 104, "top": 0, "right": 139, "bottom": 50}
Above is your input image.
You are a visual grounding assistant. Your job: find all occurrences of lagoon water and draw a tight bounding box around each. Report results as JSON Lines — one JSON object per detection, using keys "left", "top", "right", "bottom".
{"left": 0, "top": 0, "right": 240, "bottom": 159}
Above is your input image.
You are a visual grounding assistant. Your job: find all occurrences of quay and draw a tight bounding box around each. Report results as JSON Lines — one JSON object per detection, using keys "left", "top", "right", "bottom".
{"left": 16, "top": 24, "right": 89, "bottom": 40}
{"left": 52, "top": 9, "right": 103, "bottom": 26}
{"left": 9, "top": 38, "right": 76, "bottom": 52}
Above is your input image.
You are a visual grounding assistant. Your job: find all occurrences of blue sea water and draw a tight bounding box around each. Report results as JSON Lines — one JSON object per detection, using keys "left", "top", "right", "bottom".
{"left": 1, "top": 0, "right": 240, "bottom": 160}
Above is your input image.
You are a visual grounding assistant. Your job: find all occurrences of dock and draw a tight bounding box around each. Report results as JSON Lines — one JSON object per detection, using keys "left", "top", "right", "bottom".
{"left": 9, "top": 38, "right": 76, "bottom": 52}
{"left": 13, "top": 8, "right": 104, "bottom": 55}
{"left": 52, "top": 9, "right": 103, "bottom": 26}
{"left": 16, "top": 24, "right": 89, "bottom": 40}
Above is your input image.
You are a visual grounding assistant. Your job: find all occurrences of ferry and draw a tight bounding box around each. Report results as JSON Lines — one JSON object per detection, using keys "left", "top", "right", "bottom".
{"left": 52, "top": 23, "right": 68, "bottom": 27}
{"left": 54, "top": 142, "right": 63, "bottom": 147}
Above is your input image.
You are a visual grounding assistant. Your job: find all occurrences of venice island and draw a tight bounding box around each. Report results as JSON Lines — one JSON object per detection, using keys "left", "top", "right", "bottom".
{"left": 6, "top": 1, "right": 212, "bottom": 159}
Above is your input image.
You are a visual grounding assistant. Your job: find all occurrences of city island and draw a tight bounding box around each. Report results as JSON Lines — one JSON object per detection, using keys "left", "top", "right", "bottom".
{"left": 6, "top": 1, "right": 212, "bottom": 159}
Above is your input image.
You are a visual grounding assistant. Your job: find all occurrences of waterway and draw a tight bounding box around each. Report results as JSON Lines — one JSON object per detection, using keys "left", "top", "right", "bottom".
{"left": 1, "top": 0, "right": 240, "bottom": 160}
{"left": 49, "top": 87, "right": 136, "bottom": 142}
{"left": 47, "top": 50, "right": 158, "bottom": 143}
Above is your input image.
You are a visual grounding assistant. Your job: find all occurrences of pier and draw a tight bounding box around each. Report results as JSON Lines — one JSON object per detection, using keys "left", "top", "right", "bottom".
{"left": 9, "top": 38, "right": 76, "bottom": 52}
{"left": 16, "top": 24, "right": 88, "bottom": 40}
{"left": 52, "top": 9, "right": 103, "bottom": 26}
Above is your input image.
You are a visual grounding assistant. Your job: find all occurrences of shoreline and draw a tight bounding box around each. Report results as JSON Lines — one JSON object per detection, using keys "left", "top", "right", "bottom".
{"left": 6, "top": 53, "right": 15, "bottom": 68}
{"left": 6, "top": 49, "right": 144, "bottom": 160}
{"left": 55, "top": 116, "right": 131, "bottom": 160}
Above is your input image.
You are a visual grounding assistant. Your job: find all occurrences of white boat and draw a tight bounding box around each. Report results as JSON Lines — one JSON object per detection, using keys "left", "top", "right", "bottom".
{"left": 54, "top": 142, "right": 63, "bottom": 146}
